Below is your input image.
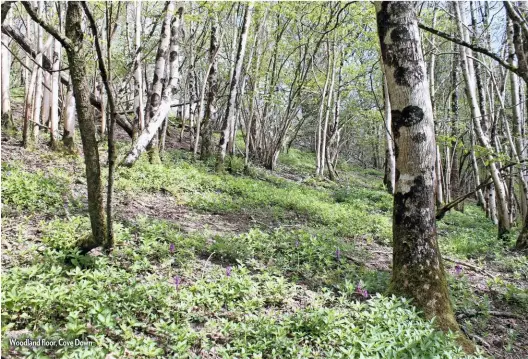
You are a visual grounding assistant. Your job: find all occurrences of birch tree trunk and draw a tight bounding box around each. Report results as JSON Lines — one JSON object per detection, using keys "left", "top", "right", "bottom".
{"left": 123, "top": 5, "right": 183, "bottom": 167}
{"left": 217, "top": 2, "right": 253, "bottom": 170}
{"left": 146, "top": 1, "right": 174, "bottom": 164}
{"left": 133, "top": 0, "right": 144, "bottom": 137}
{"left": 382, "top": 74, "right": 396, "bottom": 194}
{"left": 450, "top": 49, "right": 462, "bottom": 211}
{"left": 375, "top": 3, "right": 470, "bottom": 349}
{"left": 41, "top": 47, "right": 52, "bottom": 129}
{"left": 320, "top": 41, "right": 336, "bottom": 179}
{"left": 469, "top": 124, "right": 487, "bottom": 210}
{"left": 315, "top": 49, "right": 331, "bottom": 177}
{"left": 456, "top": 2, "right": 511, "bottom": 240}
{"left": 50, "top": 37, "right": 61, "bottom": 148}
{"left": 63, "top": 85, "right": 76, "bottom": 152}
{"left": 244, "top": 10, "right": 267, "bottom": 167}
{"left": 32, "top": 2, "right": 44, "bottom": 143}
{"left": 326, "top": 46, "right": 344, "bottom": 181}
{"left": 23, "top": 29, "right": 37, "bottom": 148}
{"left": 1, "top": 11, "right": 12, "bottom": 129}
{"left": 427, "top": 9, "right": 444, "bottom": 206}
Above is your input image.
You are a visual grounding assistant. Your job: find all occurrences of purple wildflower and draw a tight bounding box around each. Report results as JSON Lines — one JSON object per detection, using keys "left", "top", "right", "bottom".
{"left": 169, "top": 243, "right": 175, "bottom": 253}
{"left": 295, "top": 240, "right": 300, "bottom": 248}
{"left": 173, "top": 275, "right": 181, "bottom": 290}
{"left": 226, "top": 266, "right": 232, "bottom": 277}
{"left": 455, "top": 264, "right": 463, "bottom": 276}
{"left": 335, "top": 248, "right": 341, "bottom": 263}
{"left": 355, "top": 283, "right": 368, "bottom": 298}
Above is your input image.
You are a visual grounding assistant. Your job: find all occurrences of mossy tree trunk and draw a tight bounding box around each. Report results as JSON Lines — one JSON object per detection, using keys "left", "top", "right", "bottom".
{"left": 64, "top": 2, "right": 107, "bottom": 251}
{"left": 374, "top": 2, "right": 472, "bottom": 350}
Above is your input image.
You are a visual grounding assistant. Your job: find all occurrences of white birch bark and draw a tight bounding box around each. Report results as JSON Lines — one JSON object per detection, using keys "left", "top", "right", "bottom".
{"left": 32, "top": 3, "right": 44, "bottom": 142}
{"left": 50, "top": 37, "right": 61, "bottom": 147}
{"left": 124, "top": 5, "right": 182, "bottom": 166}
{"left": 321, "top": 45, "right": 336, "bottom": 178}
{"left": 217, "top": 2, "right": 253, "bottom": 168}
{"left": 375, "top": 2, "right": 464, "bottom": 338}
{"left": 315, "top": 52, "right": 331, "bottom": 177}
{"left": 456, "top": 2, "right": 511, "bottom": 237}
{"left": 383, "top": 74, "right": 395, "bottom": 194}
{"left": 63, "top": 85, "right": 76, "bottom": 151}
{"left": 134, "top": 0, "right": 144, "bottom": 133}
{"left": 145, "top": 1, "right": 174, "bottom": 163}
{"left": 41, "top": 47, "right": 52, "bottom": 128}
{"left": 1, "top": 12, "right": 11, "bottom": 127}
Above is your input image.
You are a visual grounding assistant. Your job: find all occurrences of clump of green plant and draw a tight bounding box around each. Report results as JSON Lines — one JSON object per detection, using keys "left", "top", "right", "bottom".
{"left": 1, "top": 163, "right": 70, "bottom": 214}
{"left": 202, "top": 294, "right": 486, "bottom": 359}
{"left": 278, "top": 148, "right": 317, "bottom": 174}
{"left": 438, "top": 205, "right": 513, "bottom": 258}
{"left": 333, "top": 185, "right": 392, "bottom": 213}
{"left": 209, "top": 228, "right": 388, "bottom": 292}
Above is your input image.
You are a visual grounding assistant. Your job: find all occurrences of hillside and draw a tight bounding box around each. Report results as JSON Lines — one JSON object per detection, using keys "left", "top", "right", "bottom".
{"left": 2, "top": 132, "right": 527, "bottom": 358}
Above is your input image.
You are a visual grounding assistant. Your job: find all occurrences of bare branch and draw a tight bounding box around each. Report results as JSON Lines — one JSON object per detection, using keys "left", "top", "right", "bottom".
{"left": 21, "top": 1, "right": 72, "bottom": 51}
{"left": 418, "top": 22, "right": 523, "bottom": 79}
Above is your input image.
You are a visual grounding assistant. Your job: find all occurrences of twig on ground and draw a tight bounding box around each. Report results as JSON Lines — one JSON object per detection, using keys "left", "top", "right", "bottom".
{"left": 444, "top": 256, "right": 494, "bottom": 278}
{"left": 457, "top": 310, "right": 523, "bottom": 320}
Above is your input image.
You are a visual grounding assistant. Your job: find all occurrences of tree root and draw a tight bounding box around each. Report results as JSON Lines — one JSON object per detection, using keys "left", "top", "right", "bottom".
{"left": 75, "top": 232, "right": 100, "bottom": 254}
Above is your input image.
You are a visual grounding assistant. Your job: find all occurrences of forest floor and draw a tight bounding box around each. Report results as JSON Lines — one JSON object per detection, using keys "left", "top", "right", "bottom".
{"left": 1, "top": 123, "right": 528, "bottom": 358}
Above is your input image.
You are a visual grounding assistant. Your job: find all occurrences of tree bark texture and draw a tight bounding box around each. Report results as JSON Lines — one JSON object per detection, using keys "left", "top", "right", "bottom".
{"left": 375, "top": 3, "right": 470, "bottom": 349}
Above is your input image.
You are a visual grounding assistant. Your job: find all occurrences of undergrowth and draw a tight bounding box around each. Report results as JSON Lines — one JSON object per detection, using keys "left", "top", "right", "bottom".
{"left": 3, "top": 148, "right": 525, "bottom": 358}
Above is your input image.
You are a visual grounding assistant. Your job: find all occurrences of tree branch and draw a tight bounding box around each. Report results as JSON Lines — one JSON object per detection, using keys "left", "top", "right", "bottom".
{"left": 1, "top": 1, "right": 14, "bottom": 24}
{"left": 21, "top": 1, "right": 72, "bottom": 51}
{"left": 436, "top": 160, "right": 528, "bottom": 219}
{"left": 418, "top": 22, "right": 522, "bottom": 78}
{"left": 504, "top": 1, "right": 528, "bottom": 40}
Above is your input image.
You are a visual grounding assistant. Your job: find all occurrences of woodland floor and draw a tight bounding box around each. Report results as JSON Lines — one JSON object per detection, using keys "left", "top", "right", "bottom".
{"left": 1, "top": 119, "right": 528, "bottom": 358}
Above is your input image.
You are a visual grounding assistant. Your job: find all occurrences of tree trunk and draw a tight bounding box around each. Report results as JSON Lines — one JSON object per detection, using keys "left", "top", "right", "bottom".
{"left": 375, "top": 2, "right": 471, "bottom": 350}
{"left": 382, "top": 74, "right": 396, "bottom": 194}
{"left": 321, "top": 41, "right": 336, "bottom": 179}
{"left": 123, "top": 5, "right": 183, "bottom": 167}
{"left": 450, "top": 49, "right": 462, "bottom": 211}
{"left": 316, "top": 48, "right": 331, "bottom": 177}
{"left": 456, "top": 2, "right": 511, "bottom": 240}
{"left": 41, "top": 48, "right": 52, "bottom": 129}
{"left": 436, "top": 145, "right": 444, "bottom": 205}
{"left": 32, "top": 3, "right": 44, "bottom": 144}
{"left": 133, "top": 0, "right": 144, "bottom": 138}
{"left": 326, "top": 47, "right": 344, "bottom": 181}
{"left": 217, "top": 2, "right": 253, "bottom": 170}
{"left": 50, "top": 37, "right": 61, "bottom": 148}
{"left": 147, "top": 1, "right": 174, "bottom": 164}
{"left": 65, "top": 2, "right": 107, "bottom": 250}
{"left": 199, "top": 12, "right": 218, "bottom": 160}
{"left": 63, "top": 85, "right": 76, "bottom": 152}
{"left": 23, "top": 47, "right": 38, "bottom": 148}
{"left": 470, "top": 124, "right": 486, "bottom": 209}
{"left": 1, "top": 11, "right": 12, "bottom": 129}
